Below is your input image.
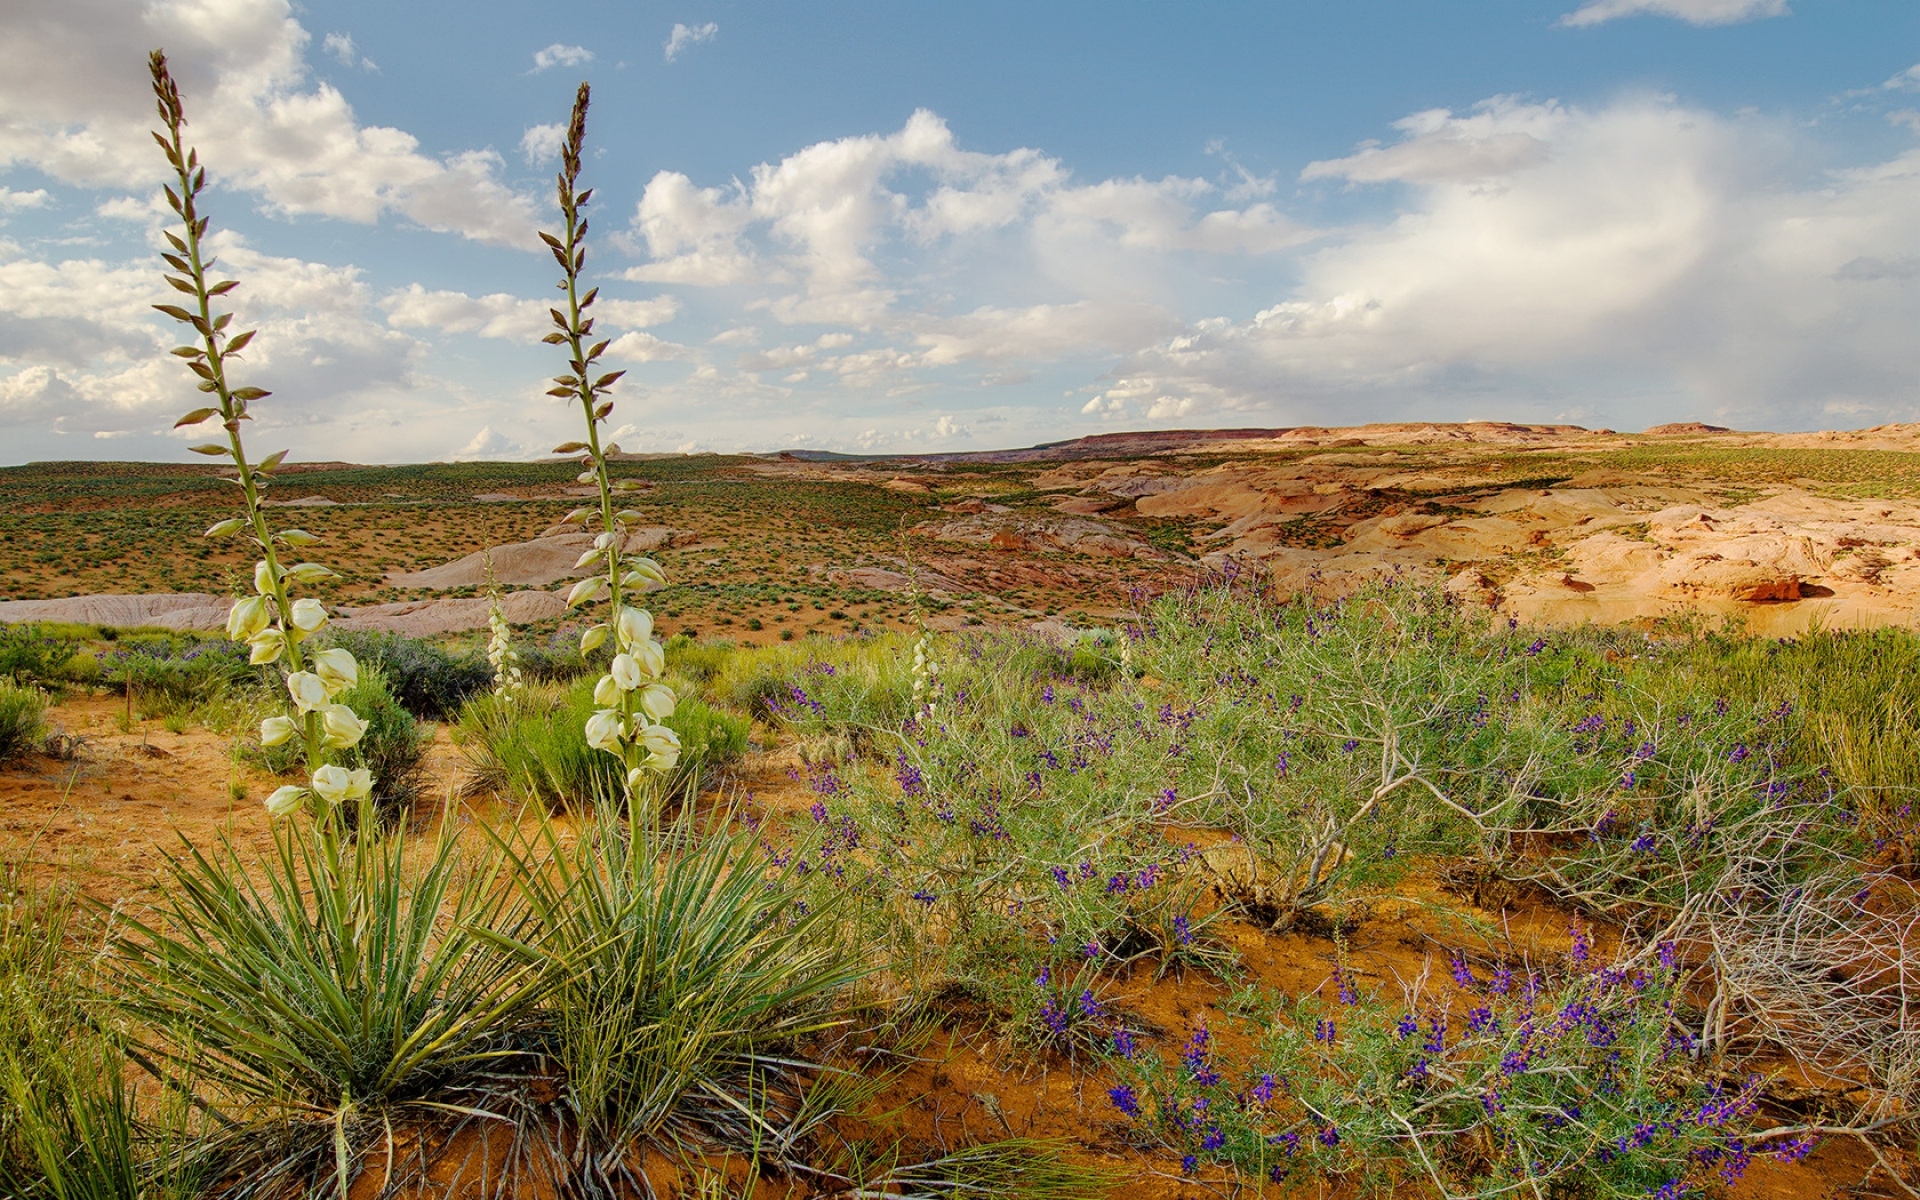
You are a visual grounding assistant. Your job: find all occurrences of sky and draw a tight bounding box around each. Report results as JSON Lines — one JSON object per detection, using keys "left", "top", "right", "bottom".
{"left": 0, "top": 1, "right": 1917, "bottom": 464}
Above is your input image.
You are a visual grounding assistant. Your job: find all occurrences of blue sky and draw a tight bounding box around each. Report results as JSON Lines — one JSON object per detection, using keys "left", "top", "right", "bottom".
{"left": 1, "top": 0, "right": 1917, "bottom": 464}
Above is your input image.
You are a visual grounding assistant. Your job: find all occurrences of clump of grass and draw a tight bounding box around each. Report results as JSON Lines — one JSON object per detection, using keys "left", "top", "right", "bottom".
{"left": 0, "top": 680, "right": 47, "bottom": 763}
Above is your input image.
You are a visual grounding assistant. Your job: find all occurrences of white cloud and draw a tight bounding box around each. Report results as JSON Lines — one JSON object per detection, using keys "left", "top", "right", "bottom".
{"left": 382, "top": 285, "right": 549, "bottom": 341}
{"left": 625, "top": 108, "right": 1311, "bottom": 327}
{"left": 1887, "top": 64, "right": 1920, "bottom": 93}
{"left": 1559, "top": 0, "right": 1788, "bottom": 28}
{"left": 0, "top": 0, "right": 538, "bottom": 246}
{"left": 381, "top": 286, "right": 680, "bottom": 342}
{"left": 1302, "top": 98, "right": 1555, "bottom": 185}
{"left": 531, "top": 43, "right": 593, "bottom": 72}
{"left": 0, "top": 233, "right": 421, "bottom": 444}
{"left": 663, "top": 22, "right": 717, "bottom": 63}
{"left": 0, "top": 188, "right": 49, "bottom": 212}
{"left": 1083, "top": 95, "right": 1920, "bottom": 431}
{"left": 520, "top": 122, "right": 565, "bottom": 165}
{"left": 321, "top": 31, "right": 373, "bottom": 70}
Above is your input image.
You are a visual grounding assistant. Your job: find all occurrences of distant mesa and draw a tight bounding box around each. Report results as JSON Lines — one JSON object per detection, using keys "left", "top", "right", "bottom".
{"left": 1642, "top": 422, "right": 1732, "bottom": 436}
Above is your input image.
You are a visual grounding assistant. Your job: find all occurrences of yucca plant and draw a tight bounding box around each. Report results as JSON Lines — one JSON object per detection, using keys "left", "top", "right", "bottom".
{"left": 112, "top": 815, "right": 547, "bottom": 1193}
{"left": 488, "top": 792, "right": 861, "bottom": 1188}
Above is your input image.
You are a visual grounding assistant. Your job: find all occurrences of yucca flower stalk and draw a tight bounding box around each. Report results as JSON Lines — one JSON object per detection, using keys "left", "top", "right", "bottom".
{"left": 542, "top": 82, "right": 679, "bottom": 796}
{"left": 483, "top": 550, "right": 524, "bottom": 702}
{"left": 149, "top": 50, "right": 369, "bottom": 822}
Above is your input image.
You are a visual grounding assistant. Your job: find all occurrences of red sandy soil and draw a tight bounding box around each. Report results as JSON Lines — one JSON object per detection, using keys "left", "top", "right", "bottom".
{"left": 0, "top": 696, "right": 1897, "bottom": 1198}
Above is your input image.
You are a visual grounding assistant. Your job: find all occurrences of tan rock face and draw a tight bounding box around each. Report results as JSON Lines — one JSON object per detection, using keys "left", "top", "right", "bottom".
{"left": 388, "top": 530, "right": 689, "bottom": 590}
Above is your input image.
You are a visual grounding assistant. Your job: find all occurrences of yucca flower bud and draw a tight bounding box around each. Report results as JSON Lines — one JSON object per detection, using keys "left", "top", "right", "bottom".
{"left": 247, "top": 627, "right": 285, "bottom": 666}
{"left": 290, "top": 597, "right": 328, "bottom": 634}
{"left": 580, "top": 623, "right": 609, "bottom": 654}
{"left": 227, "top": 594, "right": 270, "bottom": 641}
{"left": 584, "top": 708, "right": 626, "bottom": 752}
{"left": 287, "top": 670, "right": 329, "bottom": 713}
{"left": 264, "top": 785, "right": 307, "bottom": 817}
{"left": 259, "top": 715, "right": 297, "bottom": 747}
{"left": 254, "top": 559, "right": 278, "bottom": 596}
{"left": 311, "top": 647, "right": 358, "bottom": 695}
{"left": 617, "top": 605, "right": 653, "bottom": 647}
{"left": 626, "top": 557, "right": 668, "bottom": 588}
{"left": 638, "top": 682, "right": 677, "bottom": 722}
{"left": 320, "top": 703, "right": 368, "bottom": 750}
{"left": 565, "top": 576, "right": 605, "bottom": 608}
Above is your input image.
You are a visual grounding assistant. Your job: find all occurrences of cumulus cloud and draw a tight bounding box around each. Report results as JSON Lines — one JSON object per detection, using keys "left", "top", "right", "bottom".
{"left": 0, "top": 0, "right": 539, "bottom": 246}
{"left": 531, "top": 43, "right": 593, "bottom": 72}
{"left": 663, "top": 22, "right": 717, "bottom": 62}
{"left": 0, "top": 188, "right": 49, "bottom": 212}
{"left": 1079, "top": 95, "right": 1920, "bottom": 431}
{"left": 520, "top": 122, "right": 565, "bottom": 165}
{"left": 624, "top": 109, "right": 1312, "bottom": 328}
{"left": 1559, "top": 0, "right": 1788, "bottom": 27}
{"left": 381, "top": 286, "right": 681, "bottom": 342}
{"left": 0, "top": 232, "right": 422, "bottom": 450}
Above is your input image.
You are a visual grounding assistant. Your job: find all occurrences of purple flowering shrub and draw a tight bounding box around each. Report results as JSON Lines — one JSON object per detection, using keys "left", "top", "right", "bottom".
{"left": 1107, "top": 949, "right": 1811, "bottom": 1197}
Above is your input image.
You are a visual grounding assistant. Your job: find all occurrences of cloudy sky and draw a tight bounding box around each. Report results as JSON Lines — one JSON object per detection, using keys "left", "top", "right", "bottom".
{"left": 1, "top": 0, "right": 1917, "bottom": 463}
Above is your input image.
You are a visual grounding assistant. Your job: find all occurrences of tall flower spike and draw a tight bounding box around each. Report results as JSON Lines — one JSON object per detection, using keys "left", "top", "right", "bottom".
{"left": 541, "top": 81, "right": 675, "bottom": 798}
{"left": 148, "top": 49, "right": 369, "bottom": 822}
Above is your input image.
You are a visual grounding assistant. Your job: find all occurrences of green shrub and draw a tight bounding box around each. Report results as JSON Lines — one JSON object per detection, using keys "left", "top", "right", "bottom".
{"left": 0, "top": 682, "right": 47, "bottom": 763}
{"left": 1108, "top": 950, "right": 1780, "bottom": 1197}
{"left": 0, "top": 625, "right": 86, "bottom": 688}
{"left": 458, "top": 680, "right": 747, "bottom": 807}
{"left": 98, "top": 635, "right": 256, "bottom": 718}
{"left": 244, "top": 668, "right": 428, "bottom": 823}
{"left": 319, "top": 629, "right": 491, "bottom": 721}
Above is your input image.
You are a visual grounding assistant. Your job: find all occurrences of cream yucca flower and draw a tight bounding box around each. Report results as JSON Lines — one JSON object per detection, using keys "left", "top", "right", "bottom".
{"left": 248, "top": 628, "right": 285, "bottom": 666}
{"left": 593, "top": 673, "right": 621, "bottom": 707}
{"left": 579, "top": 623, "right": 609, "bottom": 654}
{"left": 637, "top": 682, "right": 677, "bottom": 723}
{"left": 311, "top": 647, "right": 358, "bottom": 696}
{"left": 309, "top": 764, "right": 373, "bottom": 808}
{"left": 584, "top": 709, "right": 626, "bottom": 753}
{"left": 320, "top": 703, "right": 368, "bottom": 750}
{"left": 227, "top": 594, "right": 270, "bottom": 641}
{"left": 287, "top": 671, "right": 329, "bottom": 714}
{"left": 609, "top": 653, "right": 643, "bottom": 692}
{"left": 259, "top": 715, "right": 297, "bottom": 747}
{"left": 617, "top": 605, "right": 652, "bottom": 646}
{"left": 290, "top": 597, "right": 328, "bottom": 635}
{"left": 638, "top": 724, "right": 681, "bottom": 771}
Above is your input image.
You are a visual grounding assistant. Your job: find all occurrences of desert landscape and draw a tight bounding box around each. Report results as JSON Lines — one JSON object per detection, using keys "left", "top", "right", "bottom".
{"left": 6, "top": 4, "right": 1920, "bottom": 1199}
{"left": 6, "top": 416, "right": 1920, "bottom": 1198}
